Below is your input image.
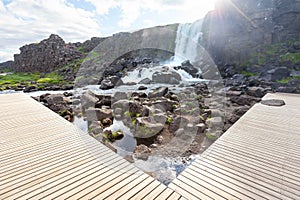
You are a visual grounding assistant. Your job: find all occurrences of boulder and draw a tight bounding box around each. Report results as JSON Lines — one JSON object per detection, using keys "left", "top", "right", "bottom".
{"left": 85, "top": 108, "right": 113, "bottom": 121}
{"left": 148, "top": 87, "right": 168, "bottom": 98}
{"left": 138, "top": 78, "right": 151, "bottom": 84}
{"left": 81, "top": 92, "right": 98, "bottom": 109}
{"left": 181, "top": 60, "right": 198, "bottom": 77}
{"left": 135, "top": 117, "right": 164, "bottom": 138}
{"left": 44, "top": 94, "right": 64, "bottom": 105}
{"left": 100, "top": 79, "right": 115, "bottom": 90}
{"left": 246, "top": 87, "right": 266, "bottom": 98}
{"left": 152, "top": 71, "right": 181, "bottom": 84}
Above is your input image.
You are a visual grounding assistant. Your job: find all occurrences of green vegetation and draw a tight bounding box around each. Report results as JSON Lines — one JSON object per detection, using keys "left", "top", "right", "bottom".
{"left": 280, "top": 52, "right": 300, "bottom": 64}
{"left": 205, "top": 132, "right": 218, "bottom": 141}
{"left": 276, "top": 76, "right": 300, "bottom": 84}
{"left": 124, "top": 111, "right": 136, "bottom": 118}
{"left": 166, "top": 117, "right": 172, "bottom": 124}
{"left": 0, "top": 72, "right": 64, "bottom": 87}
{"left": 242, "top": 70, "right": 259, "bottom": 77}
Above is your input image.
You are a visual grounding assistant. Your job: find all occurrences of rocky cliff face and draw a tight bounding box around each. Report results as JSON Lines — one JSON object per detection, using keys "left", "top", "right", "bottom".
{"left": 13, "top": 34, "right": 82, "bottom": 72}
{"left": 202, "top": 0, "right": 300, "bottom": 65}
{"left": 0, "top": 61, "right": 13, "bottom": 71}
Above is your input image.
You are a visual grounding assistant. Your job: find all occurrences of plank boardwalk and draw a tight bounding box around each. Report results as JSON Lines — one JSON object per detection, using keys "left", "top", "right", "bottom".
{"left": 169, "top": 93, "right": 300, "bottom": 200}
{"left": 1, "top": 92, "right": 299, "bottom": 199}
{"left": 0, "top": 93, "right": 184, "bottom": 200}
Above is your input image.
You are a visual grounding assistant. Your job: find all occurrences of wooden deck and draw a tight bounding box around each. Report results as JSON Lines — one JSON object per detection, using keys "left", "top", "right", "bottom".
{"left": 1, "top": 92, "right": 299, "bottom": 199}
{"left": 169, "top": 93, "right": 300, "bottom": 200}
{"left": 0, "top": 93, "right": 184, "bottom": 200}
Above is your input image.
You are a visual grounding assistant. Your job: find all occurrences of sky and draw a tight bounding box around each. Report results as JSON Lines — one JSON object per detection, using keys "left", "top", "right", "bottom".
{"left": 0, "top": 0, "right": 216, "bottom": 62}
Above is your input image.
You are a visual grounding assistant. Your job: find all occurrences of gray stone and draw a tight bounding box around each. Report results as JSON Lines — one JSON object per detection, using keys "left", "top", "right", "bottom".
{"left": 148, "top": 87, "right": 168, "bottom": 98}
{"left": 261, "top": 99, "right": 286, "bottom": 107}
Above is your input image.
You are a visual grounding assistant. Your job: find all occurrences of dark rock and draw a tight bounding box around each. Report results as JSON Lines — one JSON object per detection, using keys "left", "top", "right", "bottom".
{"left": 100, "top": 79, "right": 115, "bottom": 90}
{"left": 44, "top": 94, "right": 64, "bottom": 105}
{"left": 261, "top": 67, "right": 291, "bottom": 82}
{"left": 85, "top": 108, "right": 113, "bottom": 121}
{"left": 181, "top": 60, "right": 198, "bottom": 77}
{"left": 230, "top": 95, "right": 261, "bottom": 106}
{"left": 138, "top": 78, "right": 151, "bottom": 84}
{"left": 138, "top": 85, "right": 147, "bottom": 90}
{"left": 226, "top": 74, "right": 246, "bottom": 86}
{"left": 246, "top": 87, "right": 266, "bottom": 98}
{"left": 23, "top": 85, "right": 37, "bottom": 93}
{"left": 152, "top": 99, "right": 173, "bottom": 112}
{"left": 232, "top": 106, "right": 250, "bottom": 116}
{"left": 148, "top": 87, "right": 168, "bottom": 98}
{"left": 293, "top": 42, "right": 300, "bottom": 50}
{"left": 276, "top": 87, "right": 297, "bottom": 93}
{"left": 261, "top": 99, "right": 285, "bottom": 107}
{"left": 13, "top": 34, "right": 83, "bottom": 73}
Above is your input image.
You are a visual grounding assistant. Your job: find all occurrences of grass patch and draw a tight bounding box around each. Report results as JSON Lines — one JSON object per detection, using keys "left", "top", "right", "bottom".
{"left": 276, "top": 76, "right": 300, "bottom": 84}
{"left": 280, "top": 52, "right": 300, "bottom": 64}
{"left": 0, "top": 72, "right": 64, "bottom": 86}
{"left": 242, "top": 70, "right": 259, "bottom": 77}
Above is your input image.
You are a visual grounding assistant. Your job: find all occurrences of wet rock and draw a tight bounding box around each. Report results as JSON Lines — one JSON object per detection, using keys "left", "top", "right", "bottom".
{"left": 148, "top": 87, "right": 168, "bottom": 98}
{"left": 152, "top": 71, "right": 181, "bottom": 84}
{"left": 81, "top": 92, "right": 98, "bottom": 109}
{"left": 134, "top": 144, "right": 151, "bottom": 160}
{"left": 100, "top": 79, "right": 115, "bottom": 90}
{"left": 85, "top": 108, "right": 113, "bottom": 121}
{"left": 261, "top": 99, "right": 285, "bottom": 107}
{"left": 138, "top": 85, "right": 147, "bottom": 90}
{"left": 181, "top": 60, "right": 198, "bottom": 77}
{"left": 138, "top": 78, "right": 151, "bottom": 84}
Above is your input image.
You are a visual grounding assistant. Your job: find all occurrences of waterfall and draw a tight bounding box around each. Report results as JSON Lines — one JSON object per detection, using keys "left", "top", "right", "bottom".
{"left": 169, "top": 19, "right": 203, "bottom": 66}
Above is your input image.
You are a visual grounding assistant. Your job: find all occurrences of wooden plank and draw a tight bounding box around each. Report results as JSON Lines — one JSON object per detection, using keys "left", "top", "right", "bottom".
{"left": 128, "top": 181, "right": 161, "bottom": 200}
{"left": 102, "top": 175, "right": 154, "bottom": 200}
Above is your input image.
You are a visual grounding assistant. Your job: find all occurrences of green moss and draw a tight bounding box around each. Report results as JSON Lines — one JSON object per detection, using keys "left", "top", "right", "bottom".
{"left": 124, "top": 111, "right": 136, "bottom": 118}
{"left": 280, "top": 52, "right": 300, "bottom": 64}
{"left": 242, "top": 70, "right": 259, "bottom": 77}
{"left": 205, "top": 132, "right": 218, "bottom": 141}
{"left": 166, "top": 117, "right": 172, "bottom": 124}
{"left": 276, "top": 76, "right": 300, "bottom": 84}
{"left": 37, "top": 78, "right": 60, "bottom": 84}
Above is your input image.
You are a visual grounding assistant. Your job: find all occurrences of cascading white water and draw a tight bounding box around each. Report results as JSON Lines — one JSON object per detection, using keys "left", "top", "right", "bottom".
{"left": 167, "top": 19, "right": 203, "bottom": 66}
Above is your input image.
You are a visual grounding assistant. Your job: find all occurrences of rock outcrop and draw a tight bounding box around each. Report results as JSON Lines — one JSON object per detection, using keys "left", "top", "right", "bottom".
{"left": 13, "top": 34, "right": 83, "bottom": 72}
{"left": 0, "top": 61, "right": 13, "bottom": 71}
{"left": 202, "top": 0, "right": 300, "bottom": 65}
